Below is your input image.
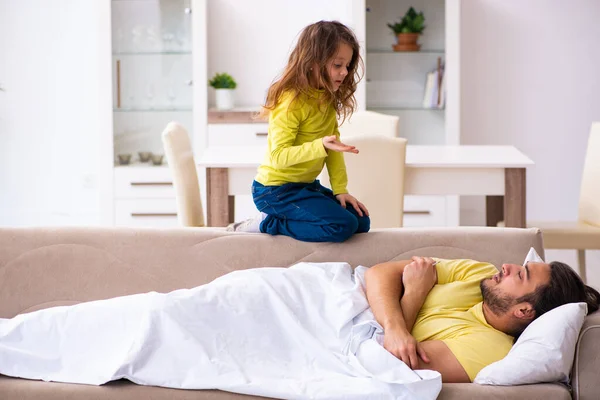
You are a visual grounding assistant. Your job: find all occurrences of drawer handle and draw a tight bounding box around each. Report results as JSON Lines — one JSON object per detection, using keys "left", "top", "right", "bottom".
{"left": 404, "top": 211, "right": 431, "bottom": 215}
{"left": 255, "top": 132, "right": 268, "bottom": 136}
{"left": 131, "top": 213, "right": 178, "bottom": 217}
{"left": 130, "top": 182, "right": 173, "bottom": 187}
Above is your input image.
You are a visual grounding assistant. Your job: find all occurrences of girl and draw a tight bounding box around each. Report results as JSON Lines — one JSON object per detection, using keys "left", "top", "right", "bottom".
{"left": 228, "top": 20, "right": 370, "bottom": 242}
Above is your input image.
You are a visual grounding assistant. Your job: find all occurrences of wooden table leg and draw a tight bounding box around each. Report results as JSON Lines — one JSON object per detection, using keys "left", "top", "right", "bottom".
{"left": 504, "top": 168, "right": 526, "bottom": 228}
{"left": 206, "top": 167, "right": 230, "bottom": 227}
{"left": 228, "top": 195, "right": 235, "bottom": 224}
{"left": 486, "top": 195, "right": 504, "bottom": 227}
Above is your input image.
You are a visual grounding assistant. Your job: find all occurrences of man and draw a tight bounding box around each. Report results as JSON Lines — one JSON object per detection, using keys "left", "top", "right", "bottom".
{"left": 2, "top": 256, "right": 598, "bottom": 398}
{"left": 365, "top": 256, "right": 600, "bottom": 383}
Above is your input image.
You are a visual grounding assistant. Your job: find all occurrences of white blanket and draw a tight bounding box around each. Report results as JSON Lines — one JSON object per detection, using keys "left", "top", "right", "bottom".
{"left": 0, "top": 262, "right": 441, "bottom": 399}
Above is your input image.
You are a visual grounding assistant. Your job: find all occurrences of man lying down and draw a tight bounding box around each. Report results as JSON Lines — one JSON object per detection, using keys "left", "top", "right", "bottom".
{"left": 1, "top": 256, "right": 599, "bottom": 400}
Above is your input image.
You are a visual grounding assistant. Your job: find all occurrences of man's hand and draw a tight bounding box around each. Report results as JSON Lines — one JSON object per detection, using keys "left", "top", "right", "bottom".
{"left": 402, "top": 256, "right": 437, "bottom": 295}
{"left": 336, "top": 193, "right": 369, "bottom": 217}
{"left": 322, "top": 135, "right": 359, "bottom": 154}
{"left": 384, "top": 326, "right": 430, "bottom": 369}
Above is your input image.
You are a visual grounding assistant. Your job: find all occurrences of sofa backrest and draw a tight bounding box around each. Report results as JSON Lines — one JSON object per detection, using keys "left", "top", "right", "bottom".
{"left": 0, "top": 227, "right": 544, "bottom": 318}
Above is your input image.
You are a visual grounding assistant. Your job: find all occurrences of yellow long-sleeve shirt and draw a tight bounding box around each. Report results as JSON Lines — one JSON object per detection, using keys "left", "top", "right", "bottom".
{"left": 254, "top": 90, "right": 348, "bottom": 195}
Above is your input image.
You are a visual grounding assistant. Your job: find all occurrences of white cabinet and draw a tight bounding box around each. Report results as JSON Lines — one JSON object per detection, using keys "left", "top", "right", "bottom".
{"left": 109, "top": 0, "right": 207, "bottom": 227}
{"left": 359, "top": 0, "right": 461, "bottom": 226}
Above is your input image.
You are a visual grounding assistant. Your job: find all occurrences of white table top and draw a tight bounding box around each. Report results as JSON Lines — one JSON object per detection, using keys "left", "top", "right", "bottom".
{"left": 198, "top": 145, "right": 534, "bottom": 169}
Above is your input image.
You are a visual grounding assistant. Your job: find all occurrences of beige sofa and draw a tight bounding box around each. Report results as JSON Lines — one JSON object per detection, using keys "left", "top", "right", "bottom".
{"left": 0, "top": 227, "right": 598, "bottom": 400}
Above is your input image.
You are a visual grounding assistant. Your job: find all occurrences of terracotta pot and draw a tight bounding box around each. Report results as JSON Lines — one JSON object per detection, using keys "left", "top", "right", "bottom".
{"left": 393, "top": 33, "right": 421, "bottom": 52}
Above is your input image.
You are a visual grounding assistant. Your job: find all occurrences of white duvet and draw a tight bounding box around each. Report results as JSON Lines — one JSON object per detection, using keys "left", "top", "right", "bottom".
{"left": 0, "top": 262, "right": 441, "bottom": 399}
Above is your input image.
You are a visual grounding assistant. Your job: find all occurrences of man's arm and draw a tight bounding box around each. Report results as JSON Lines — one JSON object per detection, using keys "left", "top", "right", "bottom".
{"left": 417, "top": 340, "right": 471, "bottom": 383}
{"left": 364, "top": 260, "right": 412, "bottom": 333}
{"left": 364, "top": 258, "right": 435, "bottom": 369}
{"left": 400, "top": 257, "right": 438, "bottom": 332}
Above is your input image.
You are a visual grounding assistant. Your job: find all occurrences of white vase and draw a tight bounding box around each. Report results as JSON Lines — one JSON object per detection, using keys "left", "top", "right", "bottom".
{"left": 215, "top": 89, "right": 235, "bottom": 110}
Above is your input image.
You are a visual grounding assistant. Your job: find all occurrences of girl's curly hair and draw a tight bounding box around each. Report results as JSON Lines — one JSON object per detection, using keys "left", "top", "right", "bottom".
{"left": 259, "top": 20, "right": 363, "bottom": 124}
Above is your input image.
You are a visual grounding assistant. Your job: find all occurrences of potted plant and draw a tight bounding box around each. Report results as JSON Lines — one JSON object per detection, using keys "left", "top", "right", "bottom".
{"left": 387, "top": 7, "right": 425, "bottom": 52}
{"left": 208, "top": 72, "right": 237, "bottom": 110}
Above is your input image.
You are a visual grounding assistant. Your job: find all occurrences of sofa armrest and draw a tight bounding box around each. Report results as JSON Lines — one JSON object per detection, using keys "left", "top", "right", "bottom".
{"left": 572, "top": 310, "right": 600, "bottom": 400}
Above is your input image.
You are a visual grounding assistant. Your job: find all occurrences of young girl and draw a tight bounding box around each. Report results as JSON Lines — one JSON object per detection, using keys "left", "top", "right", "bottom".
{"left": 228, "top": 20, "right": 370, "bottom": 242}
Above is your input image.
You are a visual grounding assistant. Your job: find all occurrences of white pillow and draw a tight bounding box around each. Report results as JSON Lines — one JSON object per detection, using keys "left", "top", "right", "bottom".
{"left": 475, "top": 247, "right": 585, "bottom": 385}
{"left": 474, "top": 301, "right": 588, "bottom": 385}
{"left": 523, "top": 247, "right": 544, "bottom": 265}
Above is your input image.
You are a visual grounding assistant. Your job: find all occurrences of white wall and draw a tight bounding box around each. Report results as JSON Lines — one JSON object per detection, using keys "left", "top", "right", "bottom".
{"left": 459, "top": 0, "right": 600, "bottom": 285}
{"left": 205, "top": 0, "right": 360, "bottom": 108}
{"left": 0, "top": 0, "right": 113, "bottom": 226}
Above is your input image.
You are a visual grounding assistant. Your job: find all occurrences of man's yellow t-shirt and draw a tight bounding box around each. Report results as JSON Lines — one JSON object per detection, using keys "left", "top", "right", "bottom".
{"left": 411, "top": 259, "right": 514, "bottom": 381}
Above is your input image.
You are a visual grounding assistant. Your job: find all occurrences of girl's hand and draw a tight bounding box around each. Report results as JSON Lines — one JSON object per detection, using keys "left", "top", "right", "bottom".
{"left": 322, "top": 135, "right": 359, "bottom": 154}
{"left": 336, "top": 193, "right": 369, "bottom": 217}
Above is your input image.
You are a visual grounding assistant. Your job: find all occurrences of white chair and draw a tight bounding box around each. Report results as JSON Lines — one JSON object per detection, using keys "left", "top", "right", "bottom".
{"left": 321, "top": 111, "right": 405, "bottom": 228}
{"left": 161, "top": 122, "right": 205, "bottom": 227}
{"left": 528, "top": 122, "right": 600, "bottom": 283}
{"left": 321, "top": 134, "right": 407, "bottom": 228}
{"left": 338, "top": 110, "right": 400, "bottom": 138}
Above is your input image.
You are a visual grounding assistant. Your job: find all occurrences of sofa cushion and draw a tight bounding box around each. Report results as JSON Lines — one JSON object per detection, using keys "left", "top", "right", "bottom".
{"left": 0, "top": 377, "right": 254, "bottom": 400}
{"left": 572, "top": 309, "right": 600, "bottom": 400}
{"left": 439, "top": 382, "right": 570, "bottom": 400}
{"left": 0, "top": 377, "right": 571, "bottom": 400}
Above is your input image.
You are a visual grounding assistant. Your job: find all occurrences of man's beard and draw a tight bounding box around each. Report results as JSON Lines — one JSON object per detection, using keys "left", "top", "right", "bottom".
{"left": 480, "top": 278, "right": 516, "bottom": 315}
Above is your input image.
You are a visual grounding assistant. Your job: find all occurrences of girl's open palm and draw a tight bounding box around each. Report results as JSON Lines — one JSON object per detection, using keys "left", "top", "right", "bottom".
{"left": 322, "top": 135, "right": 359, "bottom": 154}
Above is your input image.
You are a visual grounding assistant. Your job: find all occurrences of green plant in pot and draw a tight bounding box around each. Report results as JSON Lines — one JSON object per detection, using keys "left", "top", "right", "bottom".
{"left": 209, "top": 72, "right": 237, "bottom": 110}
{"left": 387, "top": 7, "right": 425, "bottom": 52}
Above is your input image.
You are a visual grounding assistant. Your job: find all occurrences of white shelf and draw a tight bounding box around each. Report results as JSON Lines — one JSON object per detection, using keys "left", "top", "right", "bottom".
{"left": 112, "top": 51, "right": 192, "bottom": 56}
{"left": 367, "top": 48, "right": 445, "bottom": 54}
{"left": 368, "top": 106, "right": 445, "bottom": 111}
{"left": 113, "top": 108, "right": 192, "bottom": 112}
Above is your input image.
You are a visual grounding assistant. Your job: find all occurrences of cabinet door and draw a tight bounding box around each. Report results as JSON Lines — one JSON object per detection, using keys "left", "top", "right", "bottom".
{"left": 114, "top": 199, "right": 179, "bottom": 227}
{"left": 114, "top": 167, "right": 175, "bottom": 199}
{"left": 207, "top": 124, "right": 269, "bottom": 147}
{"left": 403, "top": 195, "right": 447, "bottom": 227}
{"left": 111, "top": 0, "right": 196, "bottom": 159}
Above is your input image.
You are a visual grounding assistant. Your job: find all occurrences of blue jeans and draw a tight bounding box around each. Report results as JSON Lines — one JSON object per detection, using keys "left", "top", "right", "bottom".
{"left": 252, "top": 180, "right": 370, "bottom": 242}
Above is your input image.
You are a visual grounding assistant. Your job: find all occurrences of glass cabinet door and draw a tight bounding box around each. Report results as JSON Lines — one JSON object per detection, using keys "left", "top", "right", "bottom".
{"left": 111, "top": 0, "right": 193, "bottom": 166}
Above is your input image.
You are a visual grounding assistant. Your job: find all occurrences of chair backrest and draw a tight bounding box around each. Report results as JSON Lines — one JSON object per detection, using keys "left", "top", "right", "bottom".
{"left": 579, "top": 122, "right": 600, "bottom": 227}
{"left": 162, "top": 122, "right": 205, "bottom": 227}
{"left": 321, "top": 135, "right": 407, "bottom": 228}
{"left": 338, "top": 110, "right": 399, "bottom": 138}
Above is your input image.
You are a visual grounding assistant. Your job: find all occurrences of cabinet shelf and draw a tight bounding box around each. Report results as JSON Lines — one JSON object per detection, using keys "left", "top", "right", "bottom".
{"left": 368, "top": 106, "right": 445, "bottom": 111}
{"left": 112, "top": 51, "right": 192, "bottom": 56}
{"left": 113, "top": 108, "right": 192, "bottom": 112}
{"left": 366, "top": 48, "right": 445, "bottom": 55}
